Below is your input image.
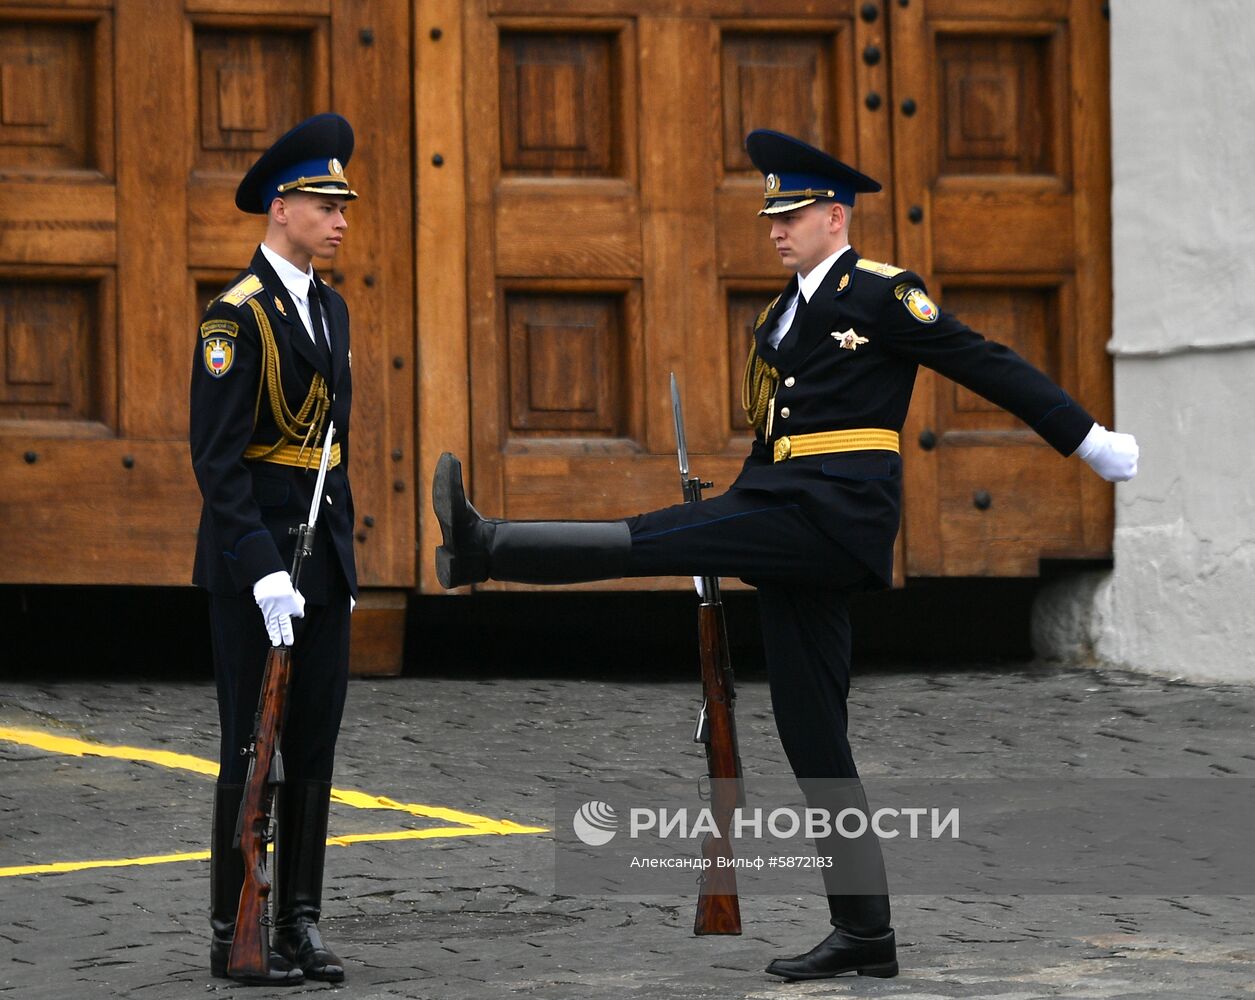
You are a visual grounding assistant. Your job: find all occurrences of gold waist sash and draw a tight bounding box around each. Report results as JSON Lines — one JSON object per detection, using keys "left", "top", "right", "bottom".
{"left": 243, "top": 441, "right": 341, "bottom": 470}
{"left": 772, "top": 428, "right": 900, "bottom": 463}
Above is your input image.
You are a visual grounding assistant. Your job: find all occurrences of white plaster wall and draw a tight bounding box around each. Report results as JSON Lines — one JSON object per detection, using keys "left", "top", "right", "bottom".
{"left": 1108, "top": 0, "right": 1255, "bottom": 358}
{"left": 1035, "top": 0, "right": 1255, "bottom": 681}
{"left": 1095, "top": 353, "right": 1255, "bottom": 681}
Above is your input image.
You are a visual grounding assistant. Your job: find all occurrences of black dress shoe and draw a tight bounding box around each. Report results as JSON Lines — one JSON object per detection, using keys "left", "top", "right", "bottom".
{"left": 765, "top": 927, "right": 898, "bottom": 981}
{"left": 209, "top": 937, "right": 305, "bottom": 985}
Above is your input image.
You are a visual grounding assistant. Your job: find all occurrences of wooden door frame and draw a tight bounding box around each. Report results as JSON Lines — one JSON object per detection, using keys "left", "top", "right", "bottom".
{"left": 414, "top": 0, "right": 470, "bottom": 594}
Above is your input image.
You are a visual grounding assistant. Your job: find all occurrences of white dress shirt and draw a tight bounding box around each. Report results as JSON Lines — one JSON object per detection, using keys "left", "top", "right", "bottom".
{"left": 259, "top": 242, "right": 330, "bottom": 349}
{"left": 767, "top": 244, "right": 852, "bottom": 348}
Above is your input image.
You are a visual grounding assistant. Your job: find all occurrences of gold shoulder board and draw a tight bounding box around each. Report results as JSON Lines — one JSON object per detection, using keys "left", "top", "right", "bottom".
{"left": 219, "top": 274, "right": 264, "bottom": 307}
{"left": 855, "top": 259, "right": 904, "bottom": 279}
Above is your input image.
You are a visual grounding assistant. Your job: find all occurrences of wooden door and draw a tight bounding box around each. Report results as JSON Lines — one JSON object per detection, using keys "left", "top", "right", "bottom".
{"left": 0, "top": 0, "right": 413, "bottom": 589}
{"left": 890, "top": 0, "right": 1113, "bottom": 576}
{"left": 442, "top": 0, "right": 896, "bottom": 592}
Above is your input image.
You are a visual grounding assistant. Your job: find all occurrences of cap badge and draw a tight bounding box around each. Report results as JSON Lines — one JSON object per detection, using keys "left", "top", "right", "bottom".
{"left": 329, "top": 158, "right": 343, "bottom": 176}
{"left": 765, "top": 173, "right": 780, "bottom": 194}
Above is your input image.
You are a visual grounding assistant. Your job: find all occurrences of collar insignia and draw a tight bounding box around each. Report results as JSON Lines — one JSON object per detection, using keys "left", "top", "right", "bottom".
{"left": 274, "top": 296, "right": 287, "bottom": 316}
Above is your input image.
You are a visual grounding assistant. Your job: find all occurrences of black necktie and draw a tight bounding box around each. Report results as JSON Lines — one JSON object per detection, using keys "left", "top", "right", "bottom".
{"left": 777, "top": 289, "right": 808, "bottom": 354}
{"left": 306, "top": 279, "right": 333, "bottom": 371}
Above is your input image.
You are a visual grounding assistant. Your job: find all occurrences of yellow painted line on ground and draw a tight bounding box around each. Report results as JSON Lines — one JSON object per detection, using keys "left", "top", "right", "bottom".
{"left": 0, "top": 850, "right": 213, "bottom": 878}
{"left": 0, "top": 725, "right": 548, "bottom": 877}
{"left": 0, "top": 725, "right": 219, "bottom": 776}
{"left": 0, "top": 824, "right": 541, "bottom": 879}
{"left": 329, "top": 789, "right": 544, "bottom": 834}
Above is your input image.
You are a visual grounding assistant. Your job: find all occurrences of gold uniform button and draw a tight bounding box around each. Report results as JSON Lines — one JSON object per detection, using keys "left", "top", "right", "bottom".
{"left": 780, "top": 407, "right": 791, "bottom": 419}
{"left": 784, "top": 376, "right": 795, "bottom": 387}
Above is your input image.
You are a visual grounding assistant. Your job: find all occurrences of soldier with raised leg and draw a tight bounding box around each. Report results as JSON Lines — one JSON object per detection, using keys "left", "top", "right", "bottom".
{"left": 433, "top": 129, "right": 1138, "bottom": 980}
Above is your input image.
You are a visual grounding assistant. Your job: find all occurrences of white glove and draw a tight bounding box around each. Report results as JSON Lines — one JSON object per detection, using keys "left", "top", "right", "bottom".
{"left": 1075, "top": 423, "right": 1139, "bottom": 482}
{"left": 253, "top": 571, "right": 306, "bottom": 647}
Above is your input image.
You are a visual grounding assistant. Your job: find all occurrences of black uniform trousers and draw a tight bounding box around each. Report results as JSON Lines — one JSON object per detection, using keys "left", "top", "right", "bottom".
{"left": 621, "top": 487, "right": 891, "bottom": 930}
{"left": 210, "top": 567, "right": 352, "bottom": 786}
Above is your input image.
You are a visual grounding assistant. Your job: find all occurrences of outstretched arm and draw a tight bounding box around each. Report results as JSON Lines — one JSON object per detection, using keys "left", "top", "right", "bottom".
{"left": 881, "top": 276, "right": 1139, "bottom": 482}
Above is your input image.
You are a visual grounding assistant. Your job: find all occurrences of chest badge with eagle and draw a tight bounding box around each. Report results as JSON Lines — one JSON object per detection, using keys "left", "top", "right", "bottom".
{"left": 832, "top": 328, "right": 869, "bottom": 351}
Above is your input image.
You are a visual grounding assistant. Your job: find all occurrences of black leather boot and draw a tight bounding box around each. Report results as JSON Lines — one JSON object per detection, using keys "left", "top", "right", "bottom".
{"left": 274, "top": 780, "right": 345, "bottom": 983}
{"left": 209, "top": 783, "right": 303, "bottom": 985}
{"left": 433, "top": 451, "right": 631, "bottom": 587}
{"left": 432, "top": 452, "right": 497, "bottom": 586}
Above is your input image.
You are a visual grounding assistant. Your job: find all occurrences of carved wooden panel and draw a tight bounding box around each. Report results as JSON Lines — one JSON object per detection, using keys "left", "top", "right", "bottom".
{"left": 0, "top": 279, "right": 100, "bottom": 421}
{"left": 936, "top": 33, "right": 1057, "bottom": 177}
{"left": 726, "top": 292, "right": 767, "bottom": 435}
{"left": 499, "top": 31, "right": 618, "bottom": 176}
{"left": 935, "top": 285, "right": 1061, "bottom": 430}
{"left": 195, "top": 27, "right": 317, "bottom": 174}
{"left": 194, "top": 273, "right": 238, "bottom": 319}
{"left": 0, "top": 18, "right": 96, "bottom": 171}
{"left": 506, "top": 292, "right": 624, "bottom": 434}
{"left": 720, "top": 33, "right": 837, "bottom": 174}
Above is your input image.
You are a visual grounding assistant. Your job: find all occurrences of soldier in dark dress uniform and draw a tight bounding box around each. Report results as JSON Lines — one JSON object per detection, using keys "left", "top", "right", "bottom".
{"left": 431, "top": 129, "right": 1139, "bottom": 981}
{"left": 189, "top": 113, "right": 359, "bottom": 986}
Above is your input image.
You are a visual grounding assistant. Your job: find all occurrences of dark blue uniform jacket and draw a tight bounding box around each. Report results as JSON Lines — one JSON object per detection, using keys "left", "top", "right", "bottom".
{"left": 732, "top": 250, "right": 1095, "bottom": 587}
{"left": 189, "top": 248, "right": 357, "bottom": 603}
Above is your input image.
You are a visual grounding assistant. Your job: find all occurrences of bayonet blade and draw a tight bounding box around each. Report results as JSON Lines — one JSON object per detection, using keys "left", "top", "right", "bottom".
{"left": 670, "top": 372, "right": 689, "bottom": 479}
{"left": 306, "top": 421, "right": 336, "bottom": 530}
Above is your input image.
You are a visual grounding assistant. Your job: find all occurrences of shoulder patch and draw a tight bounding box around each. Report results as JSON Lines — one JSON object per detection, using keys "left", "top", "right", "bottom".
{"left": 203, "top": 338, "right": 235, "bottom": 377}
{"left": 219, "top": 274, "right": 264, "bottom": 307}
{"left": 855, "top": 259, "right": 904, "bottom": 279}
{"left": 754, "top": 294, "right": 782, "bottom": 331}
{"left": 901, "top": 287, "right": 940, "bottom": 324}
{"left": 200, "top": 318, "right": 239, "bottom": 339}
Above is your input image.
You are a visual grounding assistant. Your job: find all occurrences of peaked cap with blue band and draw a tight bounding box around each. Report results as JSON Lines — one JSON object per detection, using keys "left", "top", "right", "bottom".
{"left": 745, "top": 129, "right": 881, "bottom": 215}
{"left": 235, "top": 113, "right": 358, "bottom": 215}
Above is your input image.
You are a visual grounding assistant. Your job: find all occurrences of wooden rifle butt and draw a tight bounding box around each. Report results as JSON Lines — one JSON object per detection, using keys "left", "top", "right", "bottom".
{"left": 694, "top": 895, "right": 743, "bottom": 935}
{"left": 227, "top": 643, "right": 292, "bottom": 979}
{"left": 227, "top": 861, "right": 272, "bottom": 977}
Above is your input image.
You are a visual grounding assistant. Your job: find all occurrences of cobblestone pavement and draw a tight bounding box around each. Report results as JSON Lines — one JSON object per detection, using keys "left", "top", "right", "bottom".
{"left": 2, "top": 663, "right": 1253, "bottom": 1000}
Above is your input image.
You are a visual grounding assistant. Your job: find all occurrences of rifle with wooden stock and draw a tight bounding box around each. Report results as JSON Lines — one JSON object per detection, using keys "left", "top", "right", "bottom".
{"left": 228, "top": 422, "right": 336, "bottom": 981}
{"left": 670, "top": 374, "right": 746, "bottom": 936}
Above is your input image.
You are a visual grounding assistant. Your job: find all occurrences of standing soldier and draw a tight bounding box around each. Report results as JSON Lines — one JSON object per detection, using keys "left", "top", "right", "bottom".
{"left": 189, "top": 113, "right": 358, "bottom": 985}
{"left": 432, "top": 129, "right": 1139, "bottom": 981}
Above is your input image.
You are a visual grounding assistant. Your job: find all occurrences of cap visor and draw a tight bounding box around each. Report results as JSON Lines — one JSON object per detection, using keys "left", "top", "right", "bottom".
{"left": 758, "top": 197, "right": 817, "bottom": 217}
{"left": 290, "top": 184, "right": 358, "bottom": 199}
